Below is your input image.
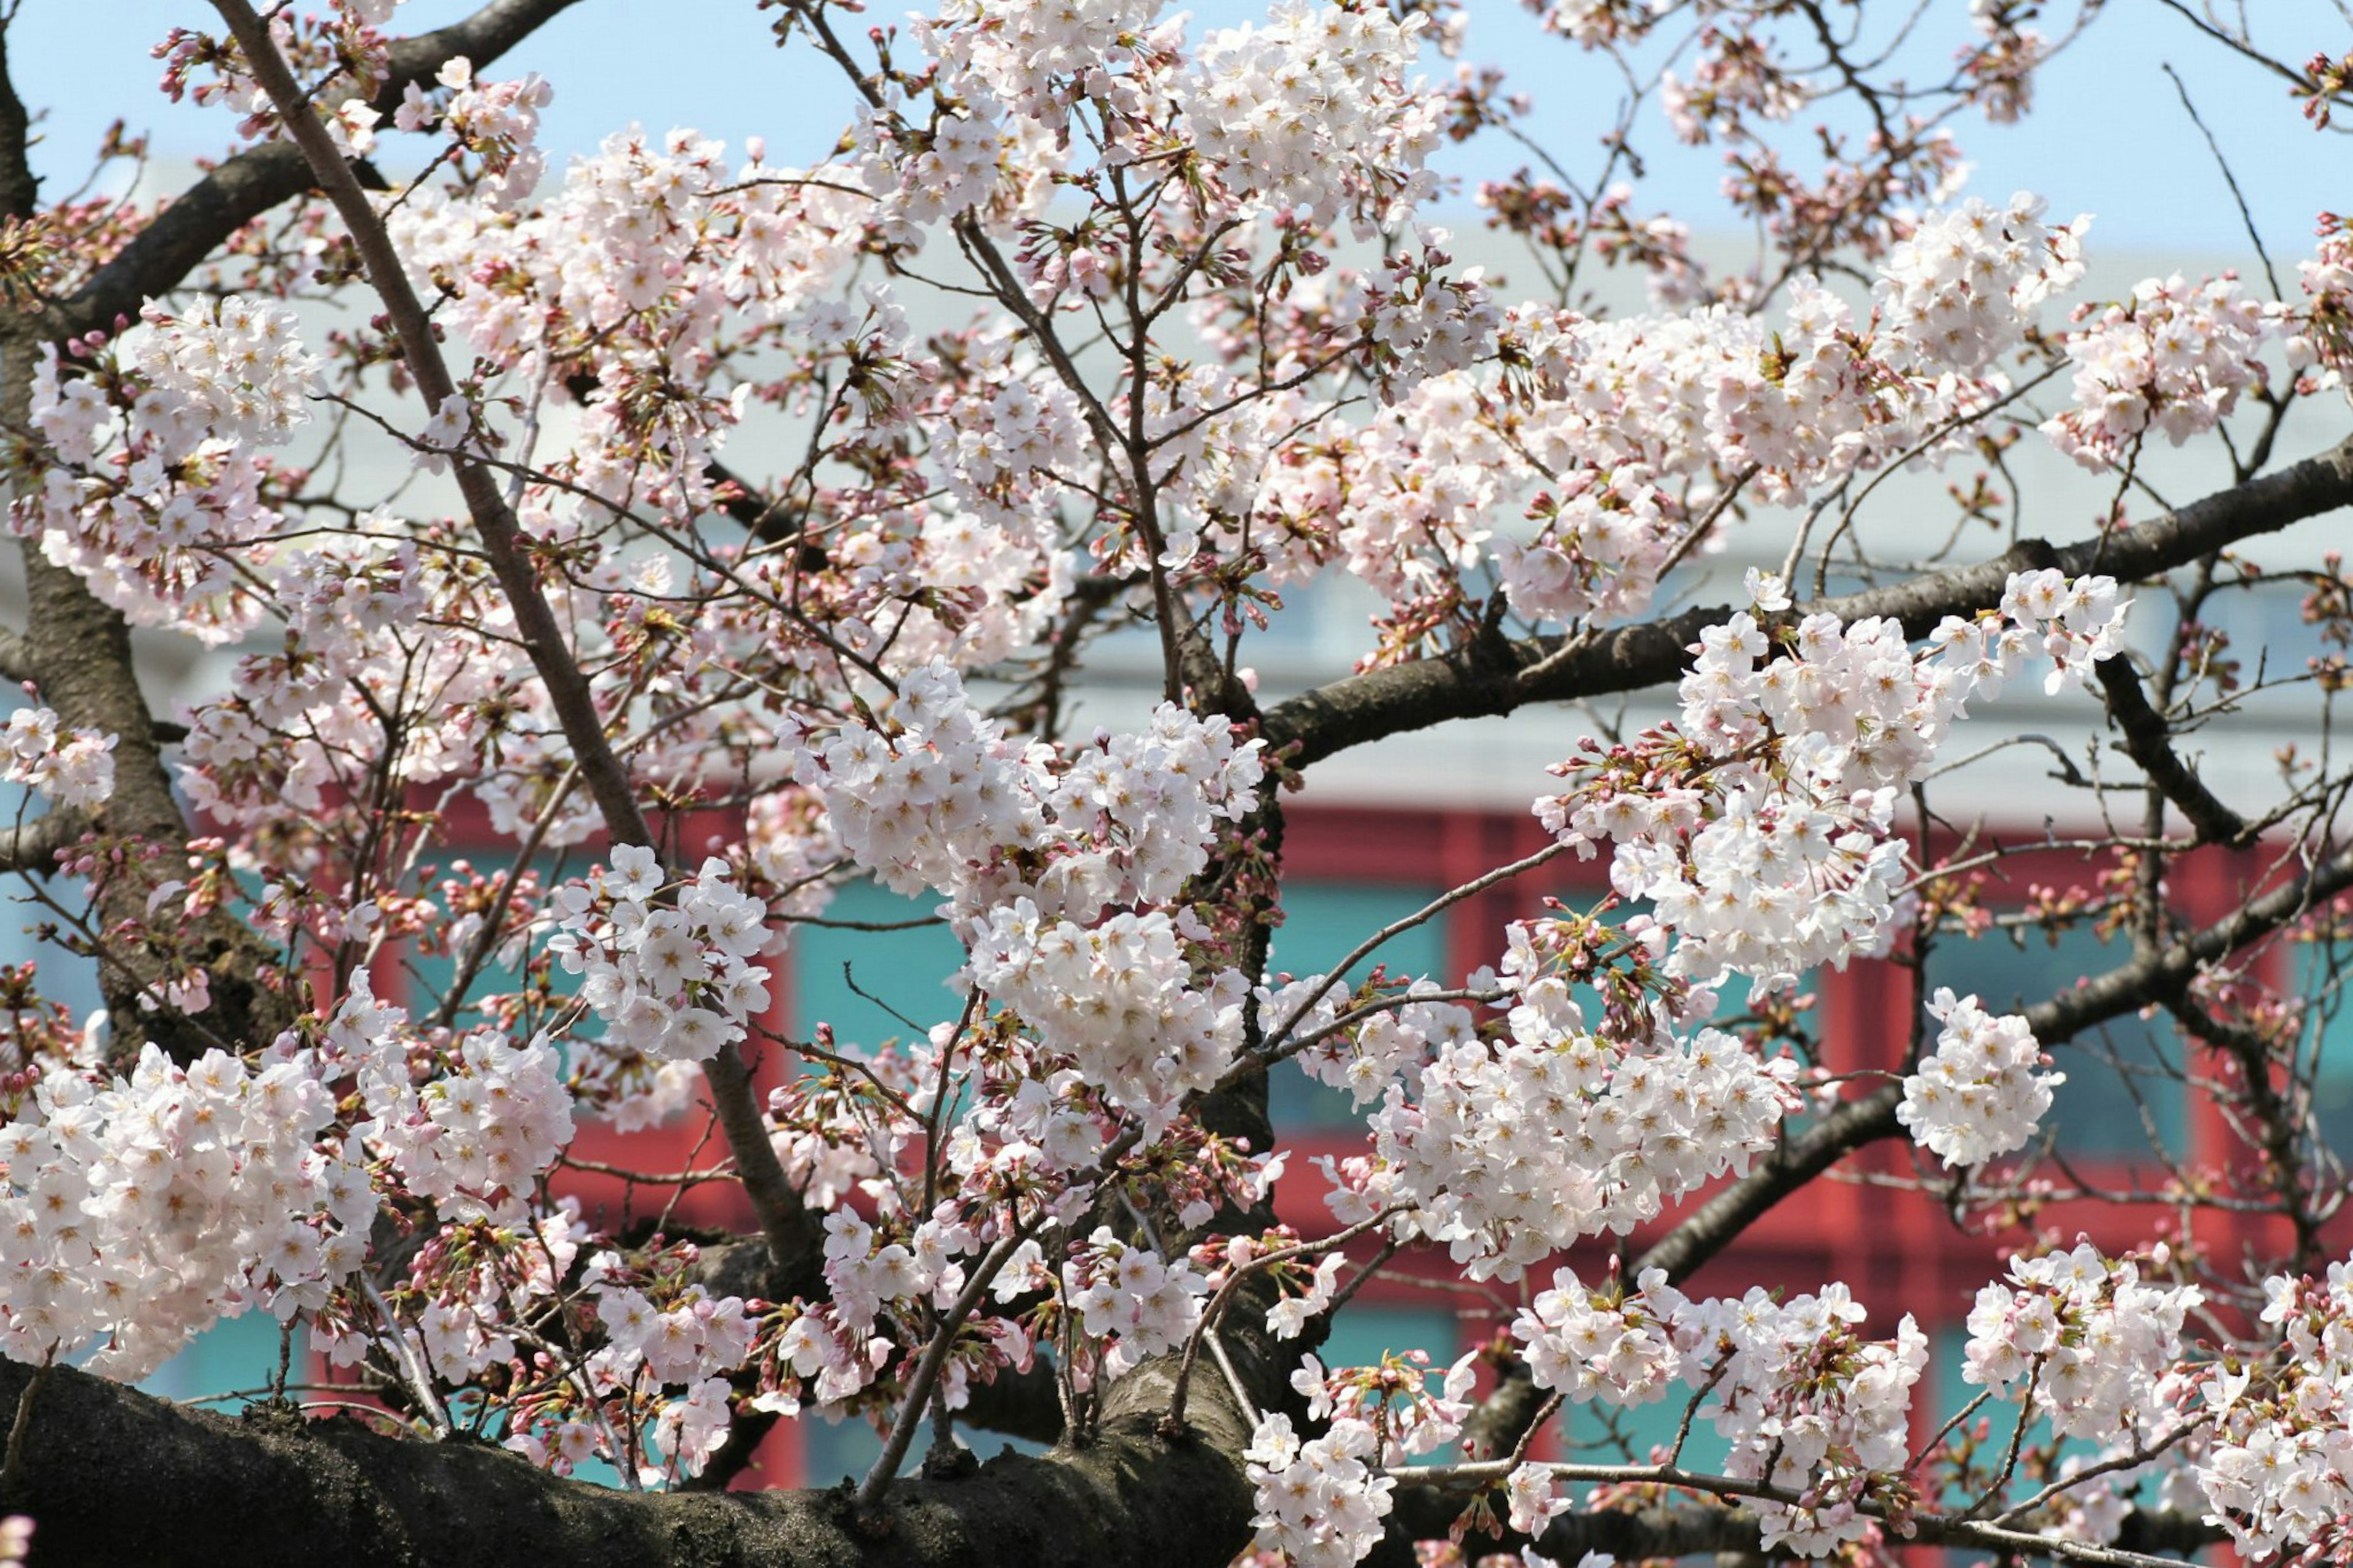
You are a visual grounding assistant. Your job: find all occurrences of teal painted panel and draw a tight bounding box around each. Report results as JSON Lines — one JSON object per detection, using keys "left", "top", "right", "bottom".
{"left": 1265, "top": 882, "right": 1447, "bottom": 1130}
{"left": 788, "top": 881, "right": 966, "bottom": 1048}
{"left": 140, "top": 1312, "right": 297, "bottom": 1412}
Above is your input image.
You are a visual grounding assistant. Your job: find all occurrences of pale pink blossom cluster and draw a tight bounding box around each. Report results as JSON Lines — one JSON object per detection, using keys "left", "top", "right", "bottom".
{"left": 1963, "top": 1242, "right": 2200, "bottom": 1443}
{"left": 2285, "top": 229, "right": 2353, "bottom": 388}
{"left": 1967, "top": 0, "right": 2048, "bottom": 123}
{"left": 385, "top": 125, "right": 868, "bottom": 513}
{"left": 1181, "top": 2, "right": 1441, "bottom": 230}
{"left": 395, "top": 57, "right": 552, "bottom": 209}
{"left": 1874, "top": 193, "right": 2087, "bottom": 378}
{"left": 855, "top": 98, "right": 1017, "bottom": 229}
{"left": 934, "top": 338, "right": 1088, "bottom": 532}
{"left": 1681, "top": 1284, "right": 1926, "bottom": 1554}
{"left": 1661, "top": 28, "right": 1808, "bottom": 145}
{"left": 1999, "top": 567, "right": 2132, "bottom": 694}
{"left": 1544, "top": 572, "right": 2124, "bottom": 992}
{"left": 0, "top": 706, "right": 115, "bottom": 811}
{"left": 174, "top": 528, "right": 545, "bottom": 844}
{"left": 546, "top": 847, "right": 776, "bottom": 1066}
{"left": 1491, "top": 464, "right": 1684, "bottom": 626}
{"left": 822, "top": 1208, "right": 955, "bottom": 1333}
{"left": 1504, "top": 1462, "right": 1572, "bottom": 1536}
{"left": 1251, "top": 1346, "right": 1468, "bottom": 1553}
{"left": 1245, "top": 1411, "right": 1398, "bottom": 1568}
{"left": 917, "top": 0, "right": 1169, "bottom": 134}
{"left": 1898, "top": 988, "right": 2062, "bottom": 1166}
{"left": 966, "top": 902, "right": 1246, "bottom": 1131}
{"left": 1294, "top": 195, "right": 2084, "bottom": 644}
{"left": 1359, "top": 235, "right": 1501, "bottom": 401}
{"left": 17, "top": 304, "right": 322, "bottom": 641}
{"left": 2197, "top": 1256, "right": 2353, "bottom": 1556}
{"left": 1256, "top": 976, "right": 1476, "bottom": 1110}
{"left": 1513, "top": 1266, "right": 1926, "bottom": 1555}
{"left": 1061, "top": 1227, "right": 1210, "bottom": 1377}
{"left": 787, "top": 662, "right": 1262, "bottom": 928}
{"left": 2043, "top": 274, "right": 2272, "bottom": 470}
{"left": 1292, "top": 1347, "right": 1478, "bottom": 1462}
{"left": 124, "top": 295, "right": 321, "bottom": 450}
{"left": 489, "top": 1240, "right": 761, "bottom": 1485}
{"left": 1511, "top": 1264, "right": 1684, "bottom": 1407}
{"left": 0, "top": 1043, "right": 366, "bottom": 1380}
{"left": 331, "top": 974, "right": 574, "bottom": 1225}
{"left": 1349, "top": 966, "right": 1798, "bottom": 1278}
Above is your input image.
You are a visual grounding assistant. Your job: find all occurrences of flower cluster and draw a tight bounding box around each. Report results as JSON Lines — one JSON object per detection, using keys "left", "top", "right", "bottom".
{"left": 2286, "top": 224, "right": 2353, "bottom": 388}
{"left": 1493, "top": 464, "right": 1684, "bottom": 627}
{"left": 1061, "top": 1227, "right": 1210, "bottom": 1376}
{"left": 1898, "top": 988, "right": 2061, "bottom": 1167}
{"left": 968, "top": 903, "right": 1246, "bottom": 1131}
{"left": 2198, "top": 1256, "right": 2353, "bottom": 1556}
{"left": 18, "top": 307, "right": 315, "bottom": 641}
{"left": 1359, "top": 235, "right": 1500, "bottom": 400}
{"left": 482, "top": 1239, "right": 764, "bottom": 1486}
{"left": 1182, "top": 2, "right": 1441, "bottom": 229}
{"left": 331, "top": 974, "right": 574, "bottom": 1225}
{"left": 122, "top": 295, "right": 321, "bottom": 450}
{"left": 1963, "top": 1242, "right": 2200, "bottom": 1442}
{"left": 1542, "top": 570, "right": 2125, "bottom": 992}
{"left": 1512, "top": 1265, "right": 1685, "bottom": 1407}
{"left": 1874, "top": 193, "right": 2087, "bottom": 377}
{"left": 787, "top": 662, "right": 1263, "bottom": 929}
{"left": 1357, "top": 966, "right": 1798, "bottom": 1278}
{"left": 1258, "top": 972, "right": 1476, "bottom": 1109}
{"left": 0, "top": 706, "right": 114, "bottom": 811}
{"left": 547, "top": 847, "right": 776, "bottom": 1065}
{"left": 1504, "top": 1463, "right": 1571, "bottom": 1536}
{"left": 1999, "top": 568, "right": 2131, "bottom": 694}
{"left": 0, "top": 1044, "right": 366, "bottom": 1380}
{"left": 1681, "top": 1284, "right": 1927, "bottom": 1554}
{"left": 1515, "top": 1265, "right": 1924, "bottom": 1555}
{"left": 1245, "top": 1411, "right": 1396, "bottom": 1568}
{"left": 395, "top": 57, "right": 553, "bottom": 209}
{"left": 2044, "top": 273, "right": 2272, "bottom": 470}
{"left": 1661, "top": 28, "right": 1808, "bottom": 145}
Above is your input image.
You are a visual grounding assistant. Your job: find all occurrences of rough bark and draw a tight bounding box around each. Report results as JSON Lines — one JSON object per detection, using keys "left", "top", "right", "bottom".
{"left": 0, "top": 1354, "right": 1254, "bottom": 1568}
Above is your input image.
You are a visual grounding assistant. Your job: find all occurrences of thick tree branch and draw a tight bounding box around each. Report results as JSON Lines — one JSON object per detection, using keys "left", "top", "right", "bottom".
{"left": 0, "top": 625, "right": 31, "bottom": 686}
{"left": 0, "top": 809, "right": 80, "bottom": 877}
{"left": 1264, "top": 433, "right": 2353, "bottom": 768}
{"left": 1374, "top": 1478, "right": 2202, "bottom": 1563}
{"left": 37, "top": 0, "right": 581, "bottom": 346}
{"left": 210, "top": 0, "right": 815, "bottom": 1277}
{"left": 0, "top": 1355, "right": 1251, "bottom": 1568}
{"left": 1379, "top": 1485, "right": 2215, "bottom": 1567}
{"left": 2094, "top": 657, "right": 2250, "bottom": 844}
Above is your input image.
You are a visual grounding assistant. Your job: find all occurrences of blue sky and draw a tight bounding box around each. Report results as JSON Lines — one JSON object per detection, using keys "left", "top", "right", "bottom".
{"left": 7, "top": 1, "right": 2346, "bottom": 262}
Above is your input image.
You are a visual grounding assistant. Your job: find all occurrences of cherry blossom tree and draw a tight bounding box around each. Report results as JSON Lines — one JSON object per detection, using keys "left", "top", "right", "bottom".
{"left": 0, "top": 1, "right": 2351, "bottom": 1564}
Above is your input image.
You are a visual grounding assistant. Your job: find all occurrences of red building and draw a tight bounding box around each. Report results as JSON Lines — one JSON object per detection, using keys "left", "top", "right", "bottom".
{"left": 114, "top": 795, "right": 2316, "bottom": 1507}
